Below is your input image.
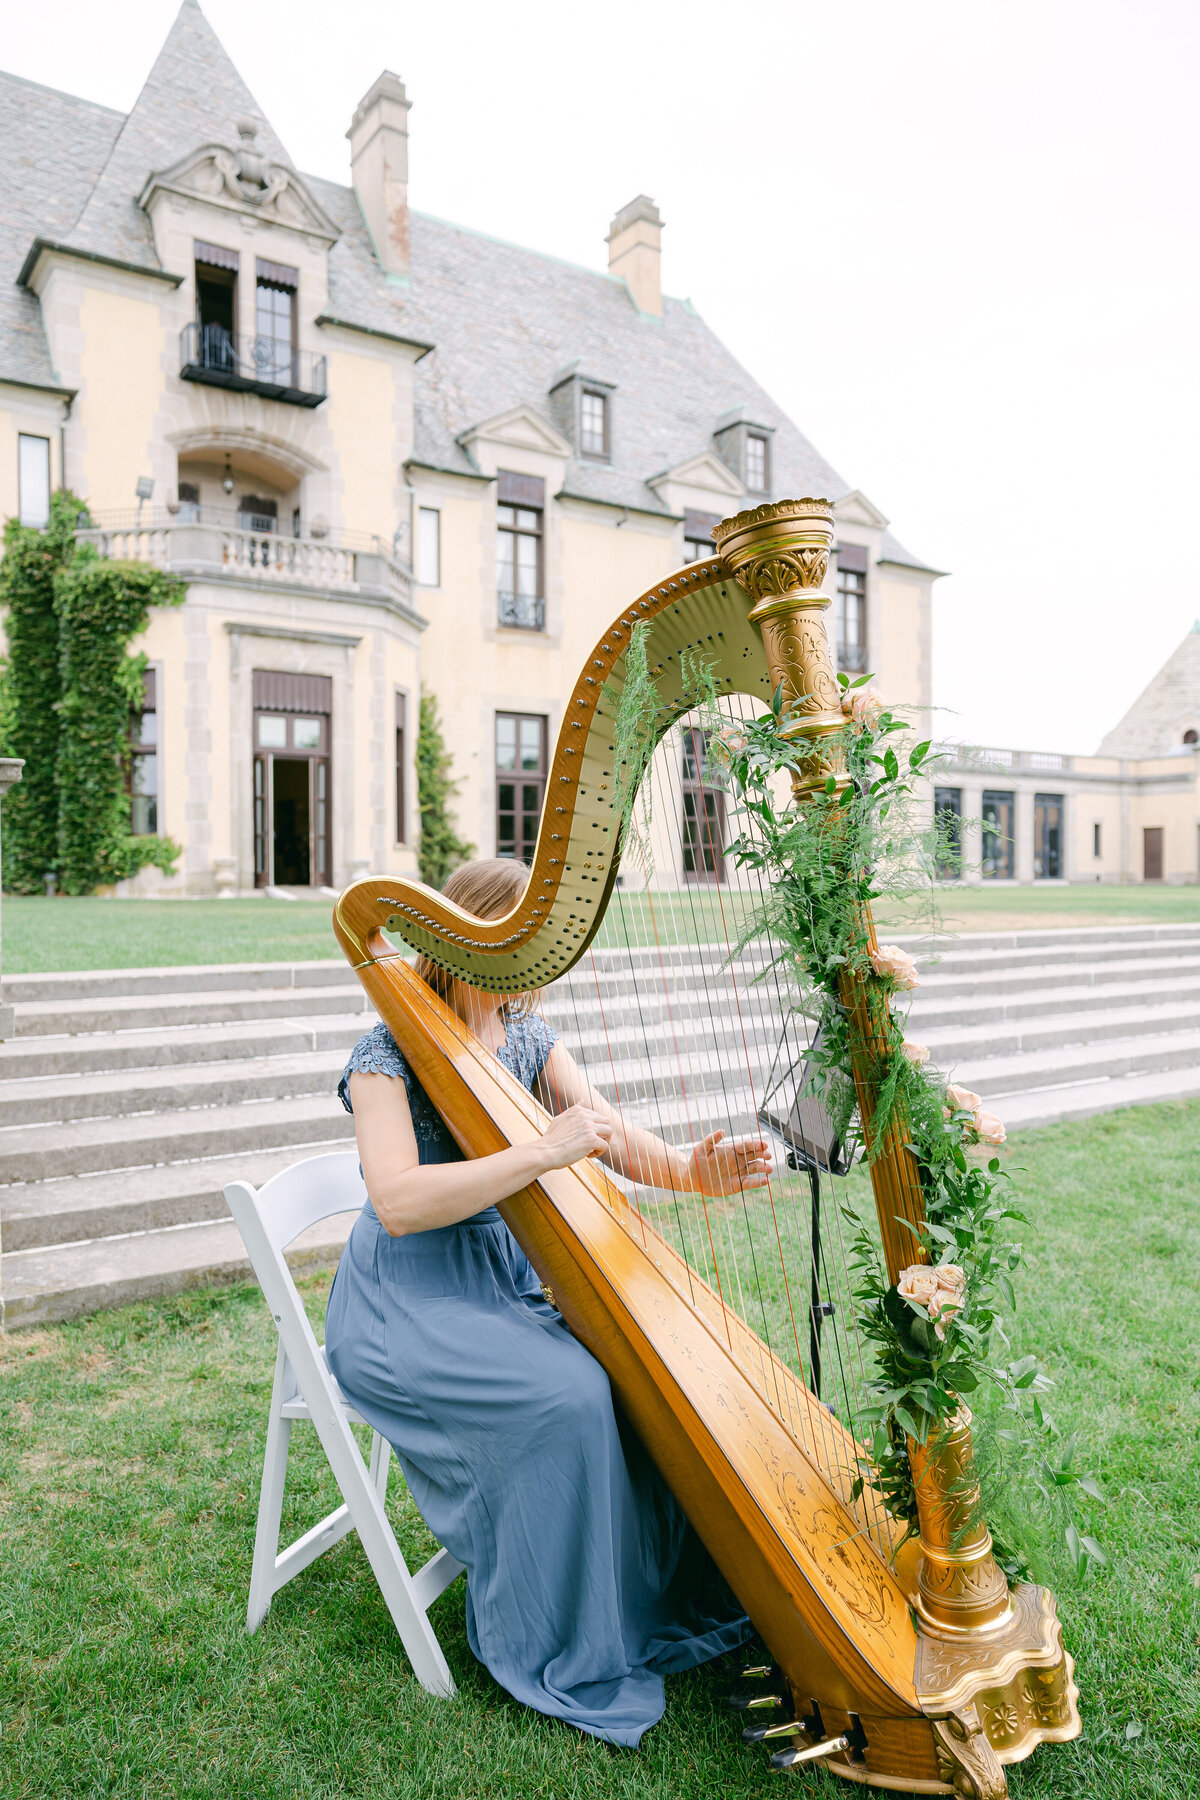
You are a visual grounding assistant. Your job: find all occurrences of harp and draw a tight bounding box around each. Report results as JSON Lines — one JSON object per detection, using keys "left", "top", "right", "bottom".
{"left": 333, "top": 500, "right": 1079, "bottom": 1796}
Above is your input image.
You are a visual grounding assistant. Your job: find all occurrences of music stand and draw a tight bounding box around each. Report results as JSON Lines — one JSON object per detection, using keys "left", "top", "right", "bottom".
{"left": 758, "top": 1026, "right": 857, "bottom": 1399}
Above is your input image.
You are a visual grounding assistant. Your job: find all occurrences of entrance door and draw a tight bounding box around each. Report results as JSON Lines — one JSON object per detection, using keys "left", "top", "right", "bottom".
{"left": 252, "top": 670, "right": 332, "bottom": 887}
{"left": 1033, "top": 793, "right": 1063, "bottom": 879}
{"left": 1144, "top": 827, "right": 1164, "bottom": 881}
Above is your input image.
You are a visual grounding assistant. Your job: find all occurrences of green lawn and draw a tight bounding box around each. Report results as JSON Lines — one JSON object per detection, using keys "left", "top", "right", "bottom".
{"left": 3, "top": 881, "right": 1199, "bottom": 974}
{"left": 2, "top": 1102, "right": 1197, "bottom": 1799}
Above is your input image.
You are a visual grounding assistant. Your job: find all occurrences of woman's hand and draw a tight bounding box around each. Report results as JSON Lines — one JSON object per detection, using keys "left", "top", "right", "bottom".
{"left": 538, "top": 1105, "right": 613, "bottom": 1172}
{"left": 684, "top": 1130, "right": 772, "bottom": 1197}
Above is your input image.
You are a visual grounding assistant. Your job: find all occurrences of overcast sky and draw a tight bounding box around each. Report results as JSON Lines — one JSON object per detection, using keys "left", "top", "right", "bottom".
{"left": 8, "top": 0, "right": 1199, "bottom": 753}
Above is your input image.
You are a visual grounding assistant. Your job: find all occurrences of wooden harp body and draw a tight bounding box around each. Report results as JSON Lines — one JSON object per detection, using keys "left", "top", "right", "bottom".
{"left": 333, "top": 502, "right": 1079, "bottom": 1795}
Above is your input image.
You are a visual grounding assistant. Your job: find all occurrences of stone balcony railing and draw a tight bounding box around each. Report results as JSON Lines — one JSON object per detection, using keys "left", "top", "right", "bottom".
{"left": 75, "top": 516, "right": 415, "bottom": 611}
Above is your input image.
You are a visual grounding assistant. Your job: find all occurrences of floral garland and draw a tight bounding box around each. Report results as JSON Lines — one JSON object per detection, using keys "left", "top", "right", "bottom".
{"left": 706, "top": 674, "right": 1105, "bottom": 1581}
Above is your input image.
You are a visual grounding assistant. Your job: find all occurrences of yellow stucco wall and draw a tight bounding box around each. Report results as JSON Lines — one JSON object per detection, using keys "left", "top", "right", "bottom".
{"left": 74, "top": 287, "right": 164, "bottom": 512}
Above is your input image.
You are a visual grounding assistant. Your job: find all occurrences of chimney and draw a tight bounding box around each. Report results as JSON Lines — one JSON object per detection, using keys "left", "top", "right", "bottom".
{"left": 606, "top": 195, "right": 663, "bottom": 317}
{"left": 347, "top": 72, "right": 412, "bottom": 278}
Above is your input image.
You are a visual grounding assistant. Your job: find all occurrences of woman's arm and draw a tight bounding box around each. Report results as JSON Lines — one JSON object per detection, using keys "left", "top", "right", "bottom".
{"left": 351, "top": 1071, "right": 613, "bottom": 1237}
{"left": 534, "top": 1043, "right": 771, "bottom": 1196}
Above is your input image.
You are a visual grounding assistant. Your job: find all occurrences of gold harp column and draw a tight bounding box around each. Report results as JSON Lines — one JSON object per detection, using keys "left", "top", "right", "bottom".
{"left": 713, "top": 499, "right": 927, "bottom": 1284}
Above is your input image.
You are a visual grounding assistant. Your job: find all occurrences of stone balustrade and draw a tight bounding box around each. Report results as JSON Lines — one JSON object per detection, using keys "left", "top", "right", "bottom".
{"left": 76, "top": 521, "right": 413, "bottom": 608}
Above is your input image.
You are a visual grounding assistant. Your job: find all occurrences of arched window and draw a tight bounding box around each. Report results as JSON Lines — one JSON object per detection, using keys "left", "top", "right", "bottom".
{"left": 1184, "top": 728, "right": 1198, "bottom": 745}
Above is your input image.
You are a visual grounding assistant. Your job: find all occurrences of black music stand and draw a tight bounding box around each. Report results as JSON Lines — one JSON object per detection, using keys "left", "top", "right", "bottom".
{"left": 757, "top": 1026, "right": 857, "bottom": 1401}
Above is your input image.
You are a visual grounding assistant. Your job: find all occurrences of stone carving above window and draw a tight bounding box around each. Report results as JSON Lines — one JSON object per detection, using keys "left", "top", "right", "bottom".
{"left": 139, "top": 122, "right": 340, "bottom": 245}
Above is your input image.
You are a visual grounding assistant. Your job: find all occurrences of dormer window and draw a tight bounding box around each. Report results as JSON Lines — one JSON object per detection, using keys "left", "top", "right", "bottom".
{"left": 548, "top": 366, "right": 615, "bottom": 461}
{"left": 580, "top": 389, "right": 609, "bottom": 458}
{"left": 745, "top": 432, "right": 770, "bottom": 494}
{"left": 712, "top": 409, "right": 775, "bottom": 496}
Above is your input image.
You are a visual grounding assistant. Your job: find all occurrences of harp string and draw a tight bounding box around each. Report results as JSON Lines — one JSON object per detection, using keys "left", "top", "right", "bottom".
{"left": 530, "top": 693, "right": 890, "bottom": 1549}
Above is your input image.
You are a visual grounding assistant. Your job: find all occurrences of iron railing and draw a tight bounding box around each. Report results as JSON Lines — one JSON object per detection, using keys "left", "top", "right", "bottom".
{"left": 179, "top": 322, "right": 327, "bottom": 406}
{"left": 498, "top": 591, "right": 546, "bottom": 631}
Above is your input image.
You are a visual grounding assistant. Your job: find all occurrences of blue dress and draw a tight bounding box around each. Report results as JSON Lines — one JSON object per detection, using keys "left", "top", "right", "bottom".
{"left": 325, "top": 1016, "right": 749, "bottom": 1746}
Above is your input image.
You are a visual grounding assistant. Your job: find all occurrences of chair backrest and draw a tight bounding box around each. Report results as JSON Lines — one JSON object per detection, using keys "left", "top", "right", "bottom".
{"left": 244, "top": 1150, "right": 367, "bottom": 1253}
{"left": 225, "top": 1152, "right": 366, "bottom": 1410}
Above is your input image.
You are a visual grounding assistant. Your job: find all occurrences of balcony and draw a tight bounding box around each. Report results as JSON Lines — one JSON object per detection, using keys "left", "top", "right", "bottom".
{"left": 76, "top": 509, "right": 414, "bottom": 611}
{"left": 498, "top": 591, "right": 546, "bottom": 631}
{"left": 180, "top": 322, "right": 327, "bottom": 408}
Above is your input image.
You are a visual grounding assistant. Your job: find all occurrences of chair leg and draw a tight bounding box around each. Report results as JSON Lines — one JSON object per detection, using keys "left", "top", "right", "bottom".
{"left": 368, "top": 1429, "right": 392, "bottom": 1502}
{"left": 247, "top": 1344, "right": 293, "bottom": 1634}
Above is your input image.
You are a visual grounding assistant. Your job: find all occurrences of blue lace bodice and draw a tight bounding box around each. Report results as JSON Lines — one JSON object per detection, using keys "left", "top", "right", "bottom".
{"left": 338, "top": 1013, "right": 556, "bottom": 1162}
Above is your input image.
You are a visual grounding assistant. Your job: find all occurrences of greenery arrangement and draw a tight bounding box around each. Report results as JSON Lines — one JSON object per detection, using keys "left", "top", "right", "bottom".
{"left": 1, "top": 491, "right": 183, "bottom": 894}
{"left": 416, "top": 693, "right": 472, "bottom": 887}
{"left": 707, "top": 674, "right": 1105, "bottom": 1579}
{"left": 609, "top": 621, "right": 1103, "bottom": 1581}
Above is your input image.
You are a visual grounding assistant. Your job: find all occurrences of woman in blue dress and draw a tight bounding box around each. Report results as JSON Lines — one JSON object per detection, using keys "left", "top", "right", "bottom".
{"left": 325, "top": 858, "right": 772, "bottom": 1746}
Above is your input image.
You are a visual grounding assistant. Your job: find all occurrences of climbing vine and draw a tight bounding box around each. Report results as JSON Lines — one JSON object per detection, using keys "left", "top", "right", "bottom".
{"left": 0, "top": 493, "right": 78, "bottom": 891}
{"left": 1, "top": 491, "right": 184, "bottom": 894}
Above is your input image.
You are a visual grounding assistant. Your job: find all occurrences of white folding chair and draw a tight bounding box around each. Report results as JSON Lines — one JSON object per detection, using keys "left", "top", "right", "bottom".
{"left": 225, "top": 1150, "right": 464, "bottom": 1697}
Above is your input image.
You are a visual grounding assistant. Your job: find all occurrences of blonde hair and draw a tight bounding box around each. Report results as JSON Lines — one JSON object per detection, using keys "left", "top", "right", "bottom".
{"left": 415, "top": 859, "right": 538, "bottom": 1014}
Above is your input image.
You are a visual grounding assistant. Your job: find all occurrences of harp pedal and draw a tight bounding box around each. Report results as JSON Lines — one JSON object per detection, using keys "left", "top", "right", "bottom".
{"left": 742, "top": 1719, "right": 801, "bottom": 1743}
{"left": 739, "top": 1663, "right": 776, "bottom": 1680}
{"left": 727, "top": 1691, "right": 785, "bottom": 1712}
{"left": 769, "top": 1733, "right": 850, "bottom": 1770}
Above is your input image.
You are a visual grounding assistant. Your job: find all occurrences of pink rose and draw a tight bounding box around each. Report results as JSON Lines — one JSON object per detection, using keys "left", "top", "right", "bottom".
{"left": 897, "top": 1263, "right": 967, "bottom": 1341}
{"left": 870, "top": 943, "right": 920, "bottom": 990}
{"left": 944, "top": 1083, "right": 983, "bottom": 1116}
{"left": 716, "top": 726, "right": 749, "bottom": 756}
{"left": 974, "top": 1110, "right": 1007, "bottom": 1146}
{"left": 842, "top": 685, "right": 885, "bottom": 728}
{"left": 901, "top": 1040, "right": 930, "bottom": 1066}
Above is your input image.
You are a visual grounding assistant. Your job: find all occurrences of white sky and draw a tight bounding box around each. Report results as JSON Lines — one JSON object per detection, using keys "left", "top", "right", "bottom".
{"left": 7, "top": 0, "right": 1199, "bottom": 753}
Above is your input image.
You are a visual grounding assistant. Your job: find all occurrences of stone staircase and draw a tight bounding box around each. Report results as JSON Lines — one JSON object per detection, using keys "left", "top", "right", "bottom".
{"left": 3, "top": 922, "right": 1199, "bottom": 1328}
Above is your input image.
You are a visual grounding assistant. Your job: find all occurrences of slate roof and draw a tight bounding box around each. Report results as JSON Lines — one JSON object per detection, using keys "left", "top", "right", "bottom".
{"left": 1097, "top": 624, "right": 1200, "bottom": 758}
{"left": 0, "top": 72, "right": 123, "bottom": 388}
{"left": 0, "top": 0, "right": 934, "bottom": 571}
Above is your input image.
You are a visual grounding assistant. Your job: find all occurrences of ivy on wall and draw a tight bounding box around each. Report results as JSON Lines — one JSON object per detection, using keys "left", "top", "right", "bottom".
{"left": 0, "top": 491, "right": 184, "bottom": 894}
{"left": 417, "top": 693, "right": 472, "bottom": 888}
{"left": 0, "top": 493, "right": 77, "bottom": 891}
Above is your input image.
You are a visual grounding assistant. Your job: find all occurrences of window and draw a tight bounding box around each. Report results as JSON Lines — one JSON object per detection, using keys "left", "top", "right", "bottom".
{"left": 177, "top": 479, "right": 201, "bottom": 522}
{"left": 681, "top": 727, "right": 726, "bottom": 881}
{"left": 836, "top": 549, "right": 868, "bottom": 672}
{"left": 495, "top": 713, "right": 547, "bottom": 860}
{"left": 934, "top": 788, "right": 963, "bottom": 879}
{"left": 129, "top": 668, "right": 159, "bottom": 835}
{"left": 1033, "top": 793, "right": 1063, "bottom": 878}
{"left": 416, "top": 506, "right": 441, "bottom": 585}
{"left": 496, "top": 472, "right": 545, "bottom": 630}
{"left": 238, "top": 494, "right": 277, "bottom": 534}
{"left": 195, "top": 242, "right": 238, "bottom": 369}
{"left": 981, "top": 789, "right": 1015, "bottom": 879}
{"left": 745, "top": 432, "right": 770, "bottom": 494}
{"left": 683, "top": 509, "right": 721, "bottom": 564}
{"left": 255, "top": 258, "right": 298, "bottom": 383}
{"left": 580, "top": 389, "right": 609, "bottom": 458}
{"left": 1093, "top": 821, "right": 1102, "bottom": 858}
{"left": 395, "top": 693, "right": 407, "bottom": 843}
{"left": 1185, "top": 729, "right": 1198, "bottom": 746}
{"left": 17, "top": 434, "right": 50, "bottom": 528}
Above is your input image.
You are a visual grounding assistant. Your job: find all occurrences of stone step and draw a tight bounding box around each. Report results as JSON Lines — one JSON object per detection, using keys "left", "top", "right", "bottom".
{"left": 904, "top": 974, "right": 1200, "bottom": 1031}
{"left": 991, "top": 1062, "right": 1200, "bottom": 1131}
{"left": 13, "top": 983, "right": 373, "bottom": 1039}
{"left": 1, "top": 1137, "right": 357, "bottom": 1252}
{"left": 0, "top": 1048, "right": 349, "bottom": 1128}
{"left": 0, "top": 1093, "right": 351, "bottom": 1186}
{"left": 3, "top": 959, "right": 352, "bottom": 1006}
{"left": 0, "top": 1210, "right": 358, "bottom": 1330}
{"left": 0, "top": 1012, "right": 373, "bottom": 1081}
{"left": 953, "top": 1028, "right": 1200, "bottom": 1099}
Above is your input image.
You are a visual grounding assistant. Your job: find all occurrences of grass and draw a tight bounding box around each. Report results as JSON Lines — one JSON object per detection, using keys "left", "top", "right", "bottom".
{"left": 4, "top": 881, "right": 1199, "bottom": 974}
{"left": 2, "top": 1102, "right": 1198, "bottom": 1799}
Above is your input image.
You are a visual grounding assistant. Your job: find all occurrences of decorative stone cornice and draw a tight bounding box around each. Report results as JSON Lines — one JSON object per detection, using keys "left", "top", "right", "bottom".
{"left": 138, "top": 122, "right": 340, "bottom": 245}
